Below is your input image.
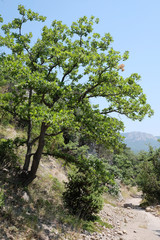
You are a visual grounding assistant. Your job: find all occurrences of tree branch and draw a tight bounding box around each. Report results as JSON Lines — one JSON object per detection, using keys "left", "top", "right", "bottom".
{"left": 42, "top": 92, "right": 61, "bottom": 108}
{"left": 78, "top": 82, "right": 101, "bottom": 102}
{"left": 30, "top": 136, "right": 40, "bottom": 146}
{"left": 42, "top": 97, "right": 54, "bottom": 108}
{"left": 87, "top": 93, "right": 122, "bottom": 99}
{"left": 78, "top": 67, "right": 109, "bottom": 102}
{"left": 45, "top": 129, "right": 65, "bottom": 137}
{"left": 100, "top": 109, "right": 129, "bottom": 115}
{"left": 61, "top": 63, "right": 78, "bottom": 83}
{"left": 47, "top": 61, "right": 60, "bottom": 78}
{"left": 30, "top": 129, "right": 65, "bottom": 146}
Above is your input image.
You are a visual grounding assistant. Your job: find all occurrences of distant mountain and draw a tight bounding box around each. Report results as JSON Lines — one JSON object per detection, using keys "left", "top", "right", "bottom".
{"left": 122, "top": 131, "right": 160, "bottom": 153}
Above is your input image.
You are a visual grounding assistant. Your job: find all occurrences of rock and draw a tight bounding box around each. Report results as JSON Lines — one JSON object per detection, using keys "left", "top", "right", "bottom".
{"left": 154, "top": 213, "right": 159, "bottom": 217}
{"left": 123, "top": 203, "right": 133, "bottom": 209}
{"left": 117, "top": 192, "right": 124, "bottom": 202}
{"left": 22, "top": 192, "right": 29, "bottom": 202}
{"left": 83, "top": 230, "right": 91, "bottom": 236}
{"left": 52, "top": 228, "right": 59, "bottom": 235}
{"left": 107, "top": 233, "right": 112, "bottom": 238}
{"left": 146, "top": 207, "right": 154, "bottom": 212}
{"left": 37, "top": 233, "right": 49, "bottom": 240}
{"left": 127, "top": 214, "right": 134, "bottom": 218}
{"left": 117, "top": 231, "right": 123, "bottom": 235}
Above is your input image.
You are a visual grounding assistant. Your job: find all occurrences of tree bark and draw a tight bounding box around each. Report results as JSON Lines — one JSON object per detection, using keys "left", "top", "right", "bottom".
{"left": 23, "top": 88, "right": 33, "bottom": 171}
{"left": 20, "top": 122, "right": 48, "bottom": 186}
{"left": 23, "top": 121, "right": 32, "bottom": 171}
{"left": 23, "top": 144, "right": 32, "bottom": 171}
{"left": 30, "top": 122, "right": 48, "bottom": 178}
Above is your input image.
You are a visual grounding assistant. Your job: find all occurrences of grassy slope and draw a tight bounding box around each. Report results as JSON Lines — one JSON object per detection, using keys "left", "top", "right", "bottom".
{"left": 0, "top": 125, "right": 114, "bottom": 240}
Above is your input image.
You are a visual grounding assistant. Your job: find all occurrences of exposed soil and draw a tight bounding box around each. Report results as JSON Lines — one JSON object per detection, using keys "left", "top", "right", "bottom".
{"left": 119, "top": 196, "right": 160, "bottom": 240}
{"left": 73, "top": 195, "right": 160, "bottom": 240}
{"left": 1, "top": 154, "right": 160, "bottom": 239}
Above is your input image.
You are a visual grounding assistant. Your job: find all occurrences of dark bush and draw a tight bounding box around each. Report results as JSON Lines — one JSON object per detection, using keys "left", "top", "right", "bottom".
{"left": 137, "top": 149, "right": 160, "bottom": 204}
{"left": 63, "top": 156, "right": 114, "bottom": 220}
{"left": 63, "top": 171, "right": 103, "bottom": 220}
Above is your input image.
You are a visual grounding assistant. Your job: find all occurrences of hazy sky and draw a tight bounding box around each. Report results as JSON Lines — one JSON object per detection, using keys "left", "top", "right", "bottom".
{"left": 0, "top": 0, "right": 160, "bottom": 135}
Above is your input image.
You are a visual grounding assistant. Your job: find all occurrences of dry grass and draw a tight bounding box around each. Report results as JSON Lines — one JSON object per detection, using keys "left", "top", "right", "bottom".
{"left": 0, "top": 124, "right": 25, "bottom": 139}
{"left": 139, "top": 224, "right": 147, "bottom": 229}
{"left": 121, "top": 185, "right": 140, "bottom": 200}
{"left": 103, "top": 192, "right": 117, "bottom": 207}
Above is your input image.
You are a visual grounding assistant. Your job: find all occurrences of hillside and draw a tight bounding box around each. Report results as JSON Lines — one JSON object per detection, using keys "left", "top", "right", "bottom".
{"left": 0, "top": 125, "right": 122, "bottom": 239}
{"left": 1, "top": 126, "right": 160, "bottom": 239}
{"left": 122, "top": 131, "right": 160, "bottom": 153}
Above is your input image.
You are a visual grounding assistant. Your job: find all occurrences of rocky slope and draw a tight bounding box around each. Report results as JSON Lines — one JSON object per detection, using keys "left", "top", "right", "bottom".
{"left": 1, "top": 126, "right": 160, "bottom": 239}
{"left": 1, "top": 155, "right": 160, "bottom": 240}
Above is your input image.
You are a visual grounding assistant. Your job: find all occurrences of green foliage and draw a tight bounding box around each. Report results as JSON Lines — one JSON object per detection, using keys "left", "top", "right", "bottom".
{"left": 112, "top": 148, "right": 140, "bottom": 186}
{"left": 0, "top": 5, "right": 153, "bottom": 182}
{"left": 0, "top": 109, "right": 13, "bottom": 126}
{"left": 96, "top": 217, "right": 113, "bottom": 229}
{"left": 137, "top": 148, "right": 160, "bottom": 204}
{"left": 51, "top": 177, "right": 64, "bottom": 193}
{"left": 0, "top": 188, "right": 4, "bottom": 207}
{"left": 63, "top": 156, "right": 114, "bottom": 220}
{"left": 0, "top": 139, "right": 19, "bottom": 169}
{"left": 63, "top": 171, "right": 103, "bottom": 220}
{"left": 82, "top": 221, "right": 96, "bottom": 232}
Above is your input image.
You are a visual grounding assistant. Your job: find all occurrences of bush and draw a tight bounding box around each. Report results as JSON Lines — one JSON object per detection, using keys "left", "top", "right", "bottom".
{"left": 0, "top": 139, "right": 19, "bottom": 170}
{"left": 63, "top": 156, "right": 115, "bottom": 220}
{"left": 63, "top": 172, "right": 103, "bottom": 220}
{"left": 137, "top": 149, "right": 160, "bottom": 204}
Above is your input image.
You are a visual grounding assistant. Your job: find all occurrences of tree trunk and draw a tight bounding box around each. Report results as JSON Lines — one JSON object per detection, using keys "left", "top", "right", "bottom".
{"left": 20, "top": 122, "right": 48, "bottom": 186}
{"left": 23, "top": 144, "right": 32, "bottom": 171}
{"left": 30, "top": 122, "right": 47, "bottom": 177}
{"left": 23, "top": 89, "right": 33, "bottom": 171}
{"left": 23, "top": 120, "right": 32, "bottom": 171}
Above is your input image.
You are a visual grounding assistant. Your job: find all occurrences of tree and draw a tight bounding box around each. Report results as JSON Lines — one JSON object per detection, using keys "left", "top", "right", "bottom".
{"left": 0, "top": 5, "right": 153, "bottom": 185}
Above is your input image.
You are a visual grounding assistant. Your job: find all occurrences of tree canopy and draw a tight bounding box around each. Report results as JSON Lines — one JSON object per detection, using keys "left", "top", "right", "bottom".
{"left": 0, "top": 5, "right": 153, "bottom": 185}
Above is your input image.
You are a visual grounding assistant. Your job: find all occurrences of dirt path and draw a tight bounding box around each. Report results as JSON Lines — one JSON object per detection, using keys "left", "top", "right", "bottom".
{"left": 119, "top": 197, "right": 160, "bottom": 240}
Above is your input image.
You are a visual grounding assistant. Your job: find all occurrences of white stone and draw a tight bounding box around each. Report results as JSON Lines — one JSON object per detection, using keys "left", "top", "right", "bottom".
{"left": 22, "top": 192, "right": 29, "bottom": 202}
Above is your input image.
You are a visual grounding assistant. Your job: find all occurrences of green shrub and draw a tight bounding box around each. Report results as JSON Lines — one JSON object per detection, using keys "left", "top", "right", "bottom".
{"left": 112, "top": 148, "right": 139, "bottom": 186}
{"left": 137, "top": 149, "right": 160, "bottom": 204}
{"left": 63, "top": 156, "right": 114, "bottom": 220}
{"left": 63, "top": 171, "right": 103, "bottom": 220}
{"left": 0, "top": 138, "right": 19, "bottom": 169}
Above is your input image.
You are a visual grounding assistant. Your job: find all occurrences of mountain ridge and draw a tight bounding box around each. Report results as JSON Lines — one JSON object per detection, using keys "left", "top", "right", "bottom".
{"left": 122, "top": 131, "right": 160, "bottom": 153}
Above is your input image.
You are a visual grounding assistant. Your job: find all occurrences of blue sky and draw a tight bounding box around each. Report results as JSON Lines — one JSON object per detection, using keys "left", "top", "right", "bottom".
{"left": 0, "top": 0, "right": 160, "bottom": 135}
